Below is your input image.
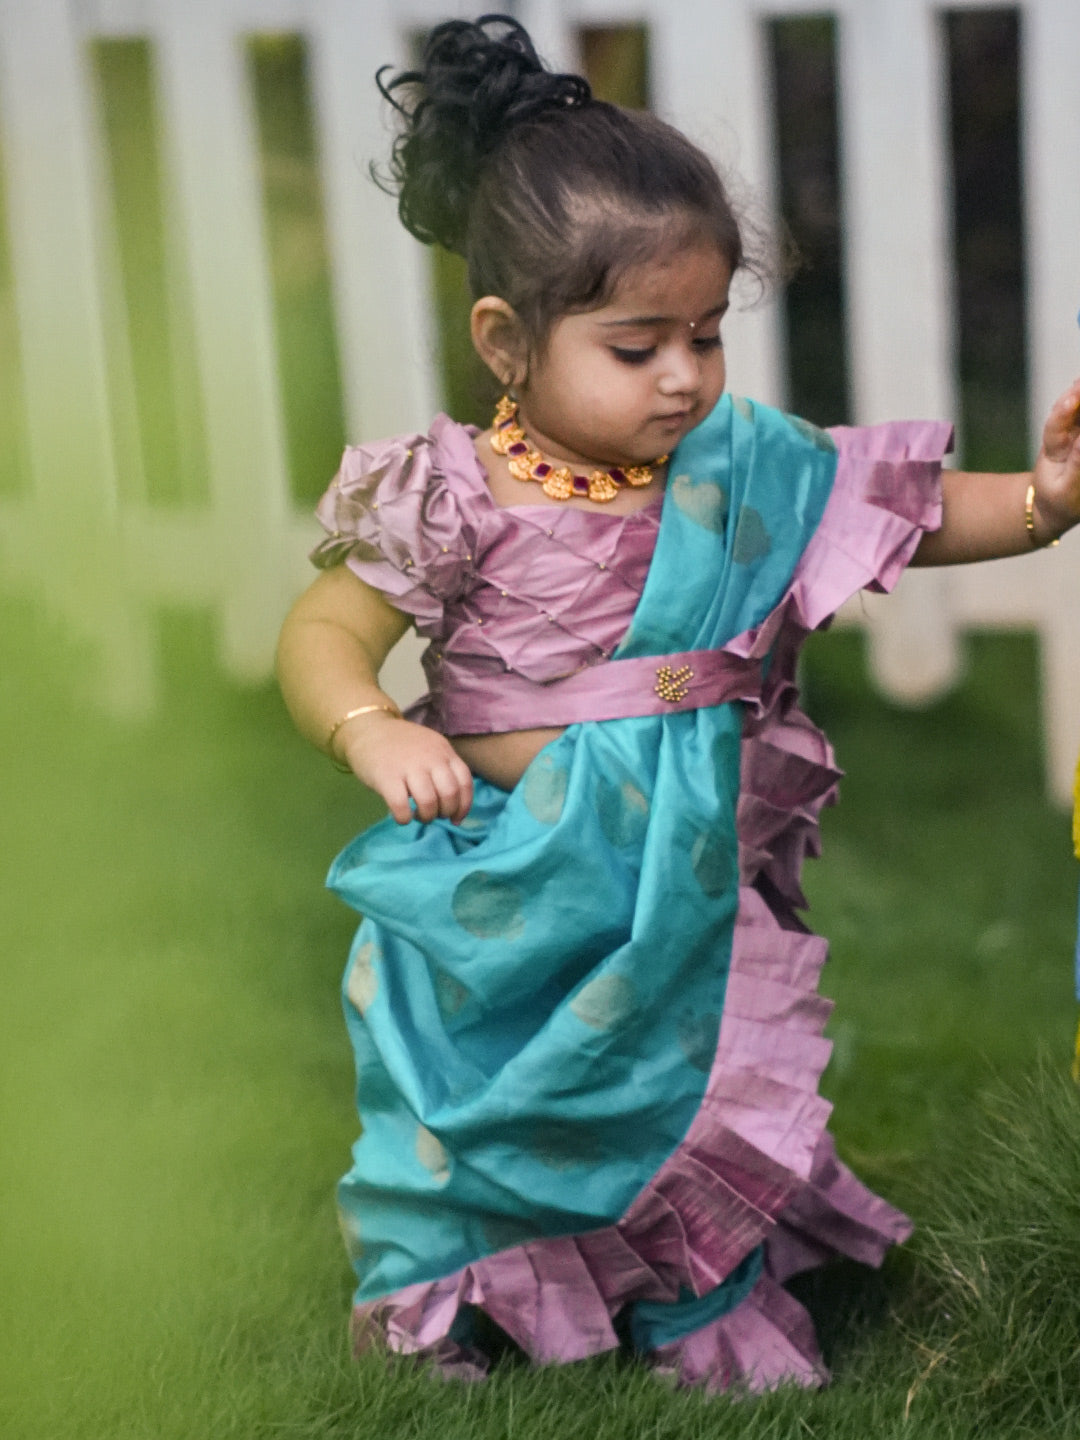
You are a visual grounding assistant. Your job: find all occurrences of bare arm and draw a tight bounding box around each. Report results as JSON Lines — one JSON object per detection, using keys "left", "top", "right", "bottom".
{"left": 276, "top": 565, "right": 473, "bottom": 824}
{"left": 912, "top": 378, "right": 1080, "bottom": 565}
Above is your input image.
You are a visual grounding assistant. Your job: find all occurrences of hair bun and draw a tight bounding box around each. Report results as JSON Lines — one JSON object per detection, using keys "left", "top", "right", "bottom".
{"left": 376, "top": 14, "right": 591, "bottom": 253}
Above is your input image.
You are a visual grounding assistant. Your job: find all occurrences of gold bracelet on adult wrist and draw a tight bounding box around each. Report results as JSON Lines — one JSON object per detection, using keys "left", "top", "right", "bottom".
{"left": 326, "top": 702, "right": 402, "bottom": 772}
{"left": 1025, "top": 482, "right": 1061, "bottom": 549}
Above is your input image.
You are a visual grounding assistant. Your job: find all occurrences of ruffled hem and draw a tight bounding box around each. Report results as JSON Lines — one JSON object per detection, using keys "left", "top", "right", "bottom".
{"left": 648, "top": 1273, "right": 828, "bottom": 1393}
{"left": 347, "top": 419, "right": 945, "bottom": 1391}
{"left": 349, "top": 873, "right": 907, "bottom": 1387}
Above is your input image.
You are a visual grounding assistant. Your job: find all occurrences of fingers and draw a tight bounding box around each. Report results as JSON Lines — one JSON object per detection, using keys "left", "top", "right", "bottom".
{"left": 405, "top": 771, "right": 441, "bottom": 825}
{"left": 380, "top": 756, "right": 474, "bottom": 826}
{"left": 1047, "top": 377, "right": 1080, "bottom": 442}
{"left": 1051, "top": 378, "right": 1080, "bottom": 420}
{"left": 1054, "top": 374, "right": 1077, "bottom": 414}
{"left": 351, "top": 720, "right": 475, "bottom": 826}
{"left": 406, "top": 758, "right": 475, "bottom": 825}
{"left": 1042, "top": 377, "right": 1080, "bottom": 472}
{"left": 445, "top": 757, "right": 475, "bottom": 824}
{"left": 381, "top": 776, "right": 415, "bottom": 827}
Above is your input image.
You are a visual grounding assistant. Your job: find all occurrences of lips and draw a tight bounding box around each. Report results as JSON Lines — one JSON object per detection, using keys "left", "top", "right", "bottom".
{"left": 654, "top": 411, "right": 693, "bottom": 430}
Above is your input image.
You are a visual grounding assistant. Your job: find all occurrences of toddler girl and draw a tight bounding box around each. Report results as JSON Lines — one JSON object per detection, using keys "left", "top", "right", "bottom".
{"left": 277, "top": 15, "right": 1080, "bottom": 1393}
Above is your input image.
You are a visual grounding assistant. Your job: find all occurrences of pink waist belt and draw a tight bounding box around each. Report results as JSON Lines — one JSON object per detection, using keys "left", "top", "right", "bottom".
{"left": 434, "top": 647, "right": 763, "bottom": 734}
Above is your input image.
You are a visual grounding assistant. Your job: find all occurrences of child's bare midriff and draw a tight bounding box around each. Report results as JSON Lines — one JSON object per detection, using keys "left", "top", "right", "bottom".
{"left": 451, "top": 431, "right": 657, "bottom": 789}
{"left": 450, "top": 727, "right": 565, "bottom": 792}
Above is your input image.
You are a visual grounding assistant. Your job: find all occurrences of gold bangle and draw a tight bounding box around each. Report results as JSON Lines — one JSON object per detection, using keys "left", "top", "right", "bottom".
{"left": 1025, "top": 482, "right": 1060, "bottom": 549}
{"left": 326, "top": 702, "right": 401, "bottom": 771}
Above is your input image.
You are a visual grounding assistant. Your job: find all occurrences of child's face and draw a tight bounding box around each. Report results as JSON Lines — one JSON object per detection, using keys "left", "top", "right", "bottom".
{"left": 518, "top": 240, "right": 731, "bottom": 470}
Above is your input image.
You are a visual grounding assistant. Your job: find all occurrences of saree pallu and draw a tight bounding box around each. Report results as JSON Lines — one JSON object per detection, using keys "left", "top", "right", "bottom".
{"left": 329, "top": 396, "right": 949, "bottom": 1391}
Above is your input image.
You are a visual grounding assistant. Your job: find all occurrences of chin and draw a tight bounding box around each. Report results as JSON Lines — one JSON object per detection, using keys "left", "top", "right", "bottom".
{"left": 657, "top": 411, "right": 696, "bottom": 436}
{"left": 654, "top": 422, "right": 695, "bottom": 453}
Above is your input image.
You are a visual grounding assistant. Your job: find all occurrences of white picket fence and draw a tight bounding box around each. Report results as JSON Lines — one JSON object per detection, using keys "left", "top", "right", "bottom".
{"left": 0, "top": 0, "right": 1077, "bottom": 799}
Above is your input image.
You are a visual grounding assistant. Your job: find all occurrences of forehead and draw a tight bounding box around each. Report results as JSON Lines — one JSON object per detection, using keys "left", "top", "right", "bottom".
{"left": 597, "top": 241, "right": 732, "bottom": 319}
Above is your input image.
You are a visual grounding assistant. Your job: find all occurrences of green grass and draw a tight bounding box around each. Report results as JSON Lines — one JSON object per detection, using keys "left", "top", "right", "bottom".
{"left": 804, "top": 630, "right": 1076, "bottom": 1192}
{"left": 5, "top": 30, "right": 1074, "bottom": 1437}
{"left": 3, "top": 47, "right": 1075, "bottom": 1429}
{"left": 2, "top": 599, "right": 1079, "bottom": 1439}
{"left": 905, "top": 1064, "right": 1080, "bottom": 1435}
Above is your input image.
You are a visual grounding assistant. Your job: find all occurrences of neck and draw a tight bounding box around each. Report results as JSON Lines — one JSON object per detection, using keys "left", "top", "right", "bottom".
{"left": 514, "top": 408, "right": 665, "bottom": 473}
{"left": 490, "top": 395, "right": 666, "bottom": 504}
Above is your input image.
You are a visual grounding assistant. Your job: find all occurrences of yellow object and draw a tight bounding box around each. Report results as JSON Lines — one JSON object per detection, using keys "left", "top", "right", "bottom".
{"left": 326, "top": 702, "right": 402, "bottom": 770}
{"left": 489, "top": 394, "right": 666, "bottom": 503}
{"left": 1073, "top": 753, "right": 1080, "bottom": 1083}
{"left": 1025, "top": 481, "right": 1062, "bottom": 548}
{"left": 655, "top": 664, "right": 695, "bottom": 703}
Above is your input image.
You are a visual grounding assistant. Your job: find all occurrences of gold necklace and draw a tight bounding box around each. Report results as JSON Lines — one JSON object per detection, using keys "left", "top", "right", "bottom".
{"left": 488, "top": 395, "right": 667, "bottom": 503}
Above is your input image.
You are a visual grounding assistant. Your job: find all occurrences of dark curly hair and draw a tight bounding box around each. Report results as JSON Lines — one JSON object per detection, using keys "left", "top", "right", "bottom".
{"left": 375, "top": 14, "right": 751, "bottom": 349}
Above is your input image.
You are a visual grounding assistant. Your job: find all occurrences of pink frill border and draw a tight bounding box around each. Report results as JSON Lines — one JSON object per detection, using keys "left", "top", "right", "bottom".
{"left": 350, "top": 423, "right": 949, "bottom": 1392}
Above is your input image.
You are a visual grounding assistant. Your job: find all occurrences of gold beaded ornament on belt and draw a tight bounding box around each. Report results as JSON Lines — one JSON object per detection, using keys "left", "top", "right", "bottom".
{"left": 489, "top": 395, "right": 667, "bottom": 503}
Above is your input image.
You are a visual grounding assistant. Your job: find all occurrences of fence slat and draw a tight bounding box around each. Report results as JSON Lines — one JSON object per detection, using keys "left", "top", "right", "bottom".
{"left": 152, "top": 1, "right": 293, "bottom": 680}
{"left": 840, "top": 0, "right": 955, "bottom": 425}
{"left": 0, "top": 0, "right": 163, "bottom": 712}
{"left": 836, "top": 0, "right": 962, "bottom": 706}
{"left": 948, "top": 0, "right": 1080, "bottom": 802}
{"left": 311, "top": 0, "right": 439, "bottom": 445}
{"left": 647, "top": 0, "right": 783, "bottom": 409}
{"left": 1023, "top": 0, "right": 1080, "bottom": 432}
{"left": 0, "top": 0, "right": 116, "bottom": 517}
{"left": 306, "top": 0, "right": 440, "bottom": 705}
{"left": 517, "top": 0, "right": 578, "bottom": 73}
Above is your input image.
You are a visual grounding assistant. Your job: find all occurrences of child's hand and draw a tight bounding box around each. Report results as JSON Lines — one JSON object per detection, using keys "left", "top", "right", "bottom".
{"left": 339, "top": 713, "right": 474, "bottom": 825}
{"left": 1032, "top": 377, "right": 1080, "bottom": 541}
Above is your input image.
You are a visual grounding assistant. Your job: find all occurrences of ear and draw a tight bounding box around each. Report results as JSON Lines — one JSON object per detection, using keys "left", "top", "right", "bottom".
{"left": 470, "top": 296, "right": 528, "bottom": 389}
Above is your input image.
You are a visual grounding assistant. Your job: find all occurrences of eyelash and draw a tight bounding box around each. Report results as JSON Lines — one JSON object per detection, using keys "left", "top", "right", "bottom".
{"left": 611, "top": 336, "right": 723, "bottom": 365}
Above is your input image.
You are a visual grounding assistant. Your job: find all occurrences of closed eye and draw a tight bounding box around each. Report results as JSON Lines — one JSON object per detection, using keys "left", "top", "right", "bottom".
{"left": 611, "top": 334, "right": 723, "bottom": 364}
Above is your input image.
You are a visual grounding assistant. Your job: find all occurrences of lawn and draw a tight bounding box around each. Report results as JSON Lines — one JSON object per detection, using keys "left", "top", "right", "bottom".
{"left": 3, "top": 598, "right": 1079, "bottom": 1440}
{"left": 4, "top": 25, "right": 1077, "bottom": 1437}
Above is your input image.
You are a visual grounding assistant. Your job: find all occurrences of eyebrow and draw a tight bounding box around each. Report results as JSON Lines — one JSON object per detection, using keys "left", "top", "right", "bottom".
{"left": 598, "top": 302, "right": 729, "bottom": 329}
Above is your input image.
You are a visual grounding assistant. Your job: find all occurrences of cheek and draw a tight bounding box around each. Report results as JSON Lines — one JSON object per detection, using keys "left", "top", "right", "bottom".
{"left": 708, "top": 354, "right": 727, "bottom": 399}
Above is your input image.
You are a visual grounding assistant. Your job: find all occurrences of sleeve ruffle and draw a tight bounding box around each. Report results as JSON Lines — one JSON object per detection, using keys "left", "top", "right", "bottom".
{"left": 727, "top": 417, "right": 952, "bottom": 661}
{"left": 790, "top": 417, "right": 952, "bottom": 630}
{"left": 309, "top": 426, "right": 479, "bottom": 634}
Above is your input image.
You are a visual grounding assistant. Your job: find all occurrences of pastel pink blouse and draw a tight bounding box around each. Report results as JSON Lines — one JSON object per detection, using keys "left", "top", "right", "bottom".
{"left": 312, "top": 414, "right": 662, "bottom": 733}
{"left": 311, "top": 410, "right": 950, "bottom": 735}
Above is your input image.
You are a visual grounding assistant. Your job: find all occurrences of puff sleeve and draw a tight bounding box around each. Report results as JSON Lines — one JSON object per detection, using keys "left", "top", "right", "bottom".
{"left": 310, "top": 427, "right": 479, "bottom": 637}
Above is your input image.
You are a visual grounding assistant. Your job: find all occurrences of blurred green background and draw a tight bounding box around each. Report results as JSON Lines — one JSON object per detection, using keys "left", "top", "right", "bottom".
{"left": 2, "top": 15, "right": 1077, "bottom": 1440}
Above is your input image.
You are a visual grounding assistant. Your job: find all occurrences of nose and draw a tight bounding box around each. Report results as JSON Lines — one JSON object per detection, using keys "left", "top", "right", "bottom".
{"left": 657, "top": 338, "right": 702, "bottom": 396}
